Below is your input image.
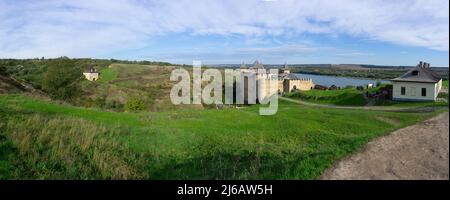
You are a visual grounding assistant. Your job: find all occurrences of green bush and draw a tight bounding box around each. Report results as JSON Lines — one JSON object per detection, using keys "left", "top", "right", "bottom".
{"left": 437, "top": 92, "right": 449, "bottom": 100}
{"left": 125, "top": 97, "right": 146, "bottom": 111}
{"left": 0, "top": 65, "right": 6, "bottom": 75}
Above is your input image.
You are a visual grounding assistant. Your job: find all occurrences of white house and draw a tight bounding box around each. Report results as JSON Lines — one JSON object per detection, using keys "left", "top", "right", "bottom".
{"left": 391, "top": 61, "right": 442, "bottom": 101}
{"left": 83, "top": 67, "right": 99, "bottom": 81}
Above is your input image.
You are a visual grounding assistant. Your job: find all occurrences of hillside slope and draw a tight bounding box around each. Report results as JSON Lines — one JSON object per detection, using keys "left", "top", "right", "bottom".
{"left": 0, "top": 94, "right": 444, "bottom": 180}
{"left": 0, "top": 75, "right": 25, "bottom": 93}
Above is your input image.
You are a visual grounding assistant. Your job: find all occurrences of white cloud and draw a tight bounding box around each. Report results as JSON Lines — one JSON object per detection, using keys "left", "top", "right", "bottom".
{"left": 0, "top": 0, "right": 448, "bottom": 59}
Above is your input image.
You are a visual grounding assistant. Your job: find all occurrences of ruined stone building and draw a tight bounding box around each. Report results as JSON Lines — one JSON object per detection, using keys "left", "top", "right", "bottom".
{"left": 83, "top": 66, "right": 99, "bottom": 81}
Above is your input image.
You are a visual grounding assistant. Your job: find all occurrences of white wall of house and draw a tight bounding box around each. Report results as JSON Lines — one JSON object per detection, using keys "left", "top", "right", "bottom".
{"left": 392, "top": 81, "right": 441, "bottom": 101}
{"left": 83, "top": 72, "right": 99, "bottom": 81}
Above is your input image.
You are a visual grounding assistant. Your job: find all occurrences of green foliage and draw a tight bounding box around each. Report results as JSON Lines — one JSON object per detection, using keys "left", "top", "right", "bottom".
{"left": 42, "top": 58, "right": 82, "bottom": 100}
{"left": 125, "top": 97, "right": 146, "bottom": 111}
{"left": 105, "top": 100, "right": 123, "bottom": 110}
{"left": 93, "top": 95, "right": 123, "bottom": 111}
{"left": 94, "top": 96, "right": 107, "bottom": 108}
{"left": 437, "top": 92, "right": 449, "bottom": 100}
{"left": 443, "top": 80, "right": 449, "bottom": 89}
{"left": 0, "top": 65, "right": 5, "bottom": 75}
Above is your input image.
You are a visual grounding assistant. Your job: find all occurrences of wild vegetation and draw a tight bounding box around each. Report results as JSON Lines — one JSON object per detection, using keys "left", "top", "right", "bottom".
{"left": 42, "top": 59, "right": 83, "bottom": 100}
{"left": 0, "top": 94, "right": 446, "bottom": 179}
{"left": 0, "top": 58, "right": 184, "bottom": 112}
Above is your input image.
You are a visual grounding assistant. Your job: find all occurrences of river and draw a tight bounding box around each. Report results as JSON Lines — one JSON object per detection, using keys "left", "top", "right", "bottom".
{"left": 294, "top": 73, "right": 391, "bottom": 87}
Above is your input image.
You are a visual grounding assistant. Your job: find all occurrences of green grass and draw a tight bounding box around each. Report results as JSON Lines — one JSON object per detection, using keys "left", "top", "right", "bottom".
{"left": 373, "top": 99, "right": 448, "bottom": 107}
{"left": 97, "top": 67, "right": 118, "bottom": 83}
{"left": 443, "top": 80, "right": 449, "bottom": 89}
{"left": 1, "top": 94, "right": 444, "bottom": 180}
{"left": 286, "top": 89, "right": 367, "bottom": 106}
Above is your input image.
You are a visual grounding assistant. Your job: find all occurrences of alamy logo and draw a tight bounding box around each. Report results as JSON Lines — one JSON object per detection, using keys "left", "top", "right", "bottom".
{"left": 170, "top": 61, "right": 279, "bottom": 115}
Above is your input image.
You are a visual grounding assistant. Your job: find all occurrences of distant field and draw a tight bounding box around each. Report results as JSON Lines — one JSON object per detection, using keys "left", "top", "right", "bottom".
{"left": 1, "top": 94, "right": 444, "bottom": 180}
{"left": 97, "top": 67, "right": 118, "bottom": 83}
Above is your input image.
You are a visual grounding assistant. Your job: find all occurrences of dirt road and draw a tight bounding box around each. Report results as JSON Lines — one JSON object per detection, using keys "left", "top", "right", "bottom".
{"left": 321, "top": 112, "right": 449, "bottom": 180}
{"left": 279, "top": 96, "right": 444, "bottom": 112}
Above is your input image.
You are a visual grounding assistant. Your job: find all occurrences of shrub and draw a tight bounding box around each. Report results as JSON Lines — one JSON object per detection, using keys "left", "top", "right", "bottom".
{"left": 42, "top": 58, "right": 82, "bottom": 100}
{"left": 125, "top": 97, "right": 146, "bottom": 111}
{"left": 437, "top": 92, "right": 449, "bottom": 100}
{"left": 94, "top": 96, "right": 107, "bottom": 108}
{"left": 0, "top": 65, "right": 6, "bottom": 75}
{"left": 344, "top": 85, "right": 355, "bottom": 89}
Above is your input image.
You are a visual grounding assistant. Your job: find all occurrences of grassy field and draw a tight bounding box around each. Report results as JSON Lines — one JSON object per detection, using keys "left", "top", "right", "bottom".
{"left": 285, "top": 88, "right": 367, "bottom": 106}
{"left": 97, "top": 67, "right": 118, "bottom": 83}
{"left": 1, "top": 93, "right": 444, "bottom": 180}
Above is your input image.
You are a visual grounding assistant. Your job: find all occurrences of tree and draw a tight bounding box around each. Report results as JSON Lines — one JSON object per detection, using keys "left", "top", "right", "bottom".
{"left": 42, "top": 58, "right": 82, "bottom": 100}
{"left": 0, "top": 65, "right": 5, "bottom": 75}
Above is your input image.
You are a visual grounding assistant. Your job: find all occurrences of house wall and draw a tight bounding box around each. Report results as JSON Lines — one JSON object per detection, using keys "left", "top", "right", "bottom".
{"left": 392, "top": 81, "right": 439, "bottom": 101}
{"left": 83, "top": 73, "right": 99, "bottom": 81}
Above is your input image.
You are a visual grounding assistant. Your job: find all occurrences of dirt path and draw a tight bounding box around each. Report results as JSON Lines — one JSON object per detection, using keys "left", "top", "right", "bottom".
{"left": 279, "top": 96, "right": 444, "bottom": 112}
{"left": 321, "top": 112, "right": 449, "bottom": 180}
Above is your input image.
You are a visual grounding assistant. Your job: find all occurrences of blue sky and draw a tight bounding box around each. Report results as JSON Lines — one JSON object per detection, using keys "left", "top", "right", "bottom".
{"left": 0, "top": 0, "right": 448, "bottom": 66}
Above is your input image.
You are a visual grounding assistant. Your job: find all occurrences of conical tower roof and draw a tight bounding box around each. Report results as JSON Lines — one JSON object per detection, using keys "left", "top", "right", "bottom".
{"left": 252, "top": 60, "right": 264, "bottom": 69}
{"left": 240, "top": 62, "right": 246, "bottom": 69}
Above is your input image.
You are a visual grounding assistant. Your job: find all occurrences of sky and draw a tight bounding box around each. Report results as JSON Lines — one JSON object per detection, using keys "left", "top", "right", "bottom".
{"left": 0, "top": 0, "right": 449, "bottom": 66}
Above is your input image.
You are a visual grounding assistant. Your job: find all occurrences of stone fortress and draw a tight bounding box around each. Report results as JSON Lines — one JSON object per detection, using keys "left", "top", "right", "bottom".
{"left": 239, "top": 60, "right": 315, "bottom": 102}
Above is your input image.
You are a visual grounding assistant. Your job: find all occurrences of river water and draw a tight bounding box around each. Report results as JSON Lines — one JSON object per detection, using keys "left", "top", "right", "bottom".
{"left": 294, "top": 73, "right": 391, "bottom": 87}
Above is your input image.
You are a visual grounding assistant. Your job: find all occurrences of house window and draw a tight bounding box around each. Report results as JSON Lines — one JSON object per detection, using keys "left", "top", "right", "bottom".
{"left": 401, "top": 87, "right": 406, "bottom": 95}
{"left": 421, "top": 88, "right": 427, "bottom": 96}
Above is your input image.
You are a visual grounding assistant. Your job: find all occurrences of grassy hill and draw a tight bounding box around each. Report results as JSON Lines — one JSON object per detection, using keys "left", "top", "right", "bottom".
{"left": 0, "top": 94, "right": 444, "bottom": 179}
{"left": 80, "top": 64, "right": 181, "bottom": 111}
{"left": 285, "top": 88, "right": 367, "bottom": 106}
